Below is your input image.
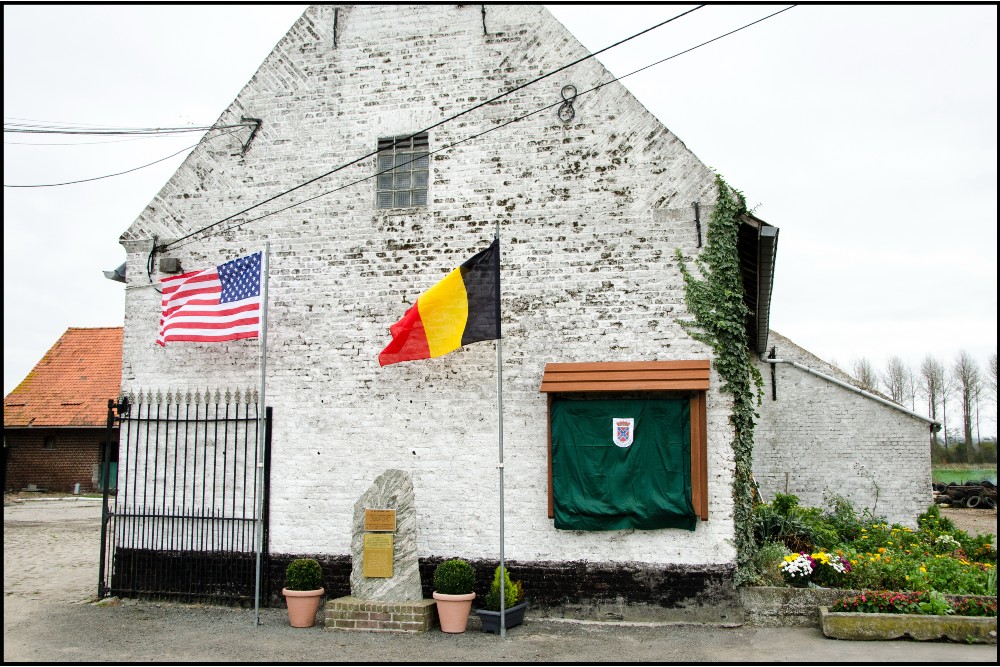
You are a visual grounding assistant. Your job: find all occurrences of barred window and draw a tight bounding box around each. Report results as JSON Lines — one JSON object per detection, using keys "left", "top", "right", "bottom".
{"left": 376, "top": 133, "right": 429, "bottom": 209}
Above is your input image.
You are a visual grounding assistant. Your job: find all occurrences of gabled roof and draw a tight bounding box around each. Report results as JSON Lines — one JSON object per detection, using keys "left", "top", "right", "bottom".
{"left": 4, "top": 327, "right": 122, "bottom": 428}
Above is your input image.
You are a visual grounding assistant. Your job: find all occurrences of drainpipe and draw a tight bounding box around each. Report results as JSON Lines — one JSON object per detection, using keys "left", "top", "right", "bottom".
{"left": 763, "top": 357, "right": 941, "bottom": 433}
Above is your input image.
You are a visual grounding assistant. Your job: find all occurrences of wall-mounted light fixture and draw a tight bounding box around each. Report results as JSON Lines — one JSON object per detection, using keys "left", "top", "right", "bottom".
{"left": 158, "top": 257, "right": 182, "bottom": 274}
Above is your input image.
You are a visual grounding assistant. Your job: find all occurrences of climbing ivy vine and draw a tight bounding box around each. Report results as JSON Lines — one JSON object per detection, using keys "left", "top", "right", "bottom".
{"left": 675, "top": 173, "right": 763, "bottom": 586}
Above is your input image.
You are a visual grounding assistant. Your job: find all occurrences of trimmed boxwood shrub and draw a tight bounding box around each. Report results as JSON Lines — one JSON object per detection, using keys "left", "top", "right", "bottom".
{"left": 285, "top": 558, "right": 323, "bottom": 591}
{"left": 433, "top": 558, "right": 475, "bottom": 595}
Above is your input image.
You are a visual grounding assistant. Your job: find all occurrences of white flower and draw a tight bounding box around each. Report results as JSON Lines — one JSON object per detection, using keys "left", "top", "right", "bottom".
{"left": 780, "top": 554, "right": 814, "bottom": 578}
{"left": 828, "top": 559, "right": 848, "bottom": 574}
{"left": 934, "top": 534, "right": 960, "bottom": 550}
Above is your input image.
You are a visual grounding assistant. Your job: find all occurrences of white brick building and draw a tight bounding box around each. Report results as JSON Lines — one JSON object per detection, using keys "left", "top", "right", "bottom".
{"left": 114, "top": 5, "right": 934, "bottom": 611}
{"left": 753, "top": 331, "right": 935, "bottom": 527}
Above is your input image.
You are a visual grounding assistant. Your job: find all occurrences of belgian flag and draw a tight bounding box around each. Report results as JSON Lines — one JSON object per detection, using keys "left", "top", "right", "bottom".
{"left": 379, "top": 239, "right": 500, "bottom": 366}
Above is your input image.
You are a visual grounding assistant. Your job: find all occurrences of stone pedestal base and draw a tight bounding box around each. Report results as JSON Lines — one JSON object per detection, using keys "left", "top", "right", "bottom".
{"left": 324, "top": 596, "right": 437, "bottom": 633}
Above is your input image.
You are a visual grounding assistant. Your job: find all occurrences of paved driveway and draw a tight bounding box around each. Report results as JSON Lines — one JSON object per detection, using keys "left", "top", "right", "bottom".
{"left": 4, "top": 497, "right": 996, "bottom": 663}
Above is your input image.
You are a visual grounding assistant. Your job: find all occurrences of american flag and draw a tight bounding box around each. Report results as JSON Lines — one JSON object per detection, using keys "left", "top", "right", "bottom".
{"left": 157, "top": 252, "right": 262, "bottom": 346}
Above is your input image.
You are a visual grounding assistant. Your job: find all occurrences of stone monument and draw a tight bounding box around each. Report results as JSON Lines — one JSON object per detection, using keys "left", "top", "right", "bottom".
{"left": 325, "top": 469, "right": 437, "bottom": 632}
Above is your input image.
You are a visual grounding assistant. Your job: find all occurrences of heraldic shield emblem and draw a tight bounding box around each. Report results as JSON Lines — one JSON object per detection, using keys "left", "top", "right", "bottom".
{"left": 613, "top": 418, "right": 635, "bottom": 448}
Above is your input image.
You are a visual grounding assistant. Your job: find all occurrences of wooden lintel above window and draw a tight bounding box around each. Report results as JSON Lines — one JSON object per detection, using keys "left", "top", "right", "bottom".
{"left": 539, "top": 360, "right": 710, "bottom": 393}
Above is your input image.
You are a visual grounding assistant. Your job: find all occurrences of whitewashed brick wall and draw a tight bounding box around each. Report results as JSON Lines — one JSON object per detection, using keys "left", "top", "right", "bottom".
{"left": 121, "top": 5, "right": 739, "bottom": 567}
{"left": 753, "top": 331, "right": 933, "bottom": 526}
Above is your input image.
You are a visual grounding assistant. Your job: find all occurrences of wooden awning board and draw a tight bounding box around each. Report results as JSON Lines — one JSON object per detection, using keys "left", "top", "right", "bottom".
{"left": 540, "top": 360, "right": 710, "bottom": 393}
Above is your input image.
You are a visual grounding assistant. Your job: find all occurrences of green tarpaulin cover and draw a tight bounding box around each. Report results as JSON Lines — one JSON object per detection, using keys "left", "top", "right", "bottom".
{"left": 551, "top": 397, "right": 696, "bottom": 531}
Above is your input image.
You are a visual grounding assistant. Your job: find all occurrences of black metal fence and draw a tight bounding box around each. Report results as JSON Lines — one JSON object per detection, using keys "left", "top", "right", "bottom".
{"left": 99, "top": 388, "right": 271, "bottom": 605}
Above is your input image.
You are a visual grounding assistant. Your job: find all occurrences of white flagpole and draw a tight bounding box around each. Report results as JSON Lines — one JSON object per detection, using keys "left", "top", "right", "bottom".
{"left": 494, "top": 222, "right": 506, "bottom": 638}
{"left": 254, "top": 242, "right": 270, "bottom": 626}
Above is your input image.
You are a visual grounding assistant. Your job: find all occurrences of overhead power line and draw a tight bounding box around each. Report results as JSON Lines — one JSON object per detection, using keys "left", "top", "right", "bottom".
{"left": 3, "top": 121, "right": 255, "bottom": 136}
{"left": 161, "top": 4, "right": 707, "bottom": 250}
{"left": 3, "top": 129, "right": 242, "bottom": 188}
{"left": 5, "top": 135, "right": 200, "bottom": 146}
{"left": 168, "top": 5, "right": 795, "bottom": 251}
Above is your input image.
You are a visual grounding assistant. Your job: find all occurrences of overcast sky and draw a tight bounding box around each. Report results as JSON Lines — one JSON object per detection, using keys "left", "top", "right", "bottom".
{"left": 4, "top": 4, "right": 997, "bottom": 434}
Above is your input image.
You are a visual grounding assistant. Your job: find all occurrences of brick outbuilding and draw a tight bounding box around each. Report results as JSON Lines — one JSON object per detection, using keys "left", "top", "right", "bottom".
{"left": 4, "top": 327, "right": 122, "bottom": 493}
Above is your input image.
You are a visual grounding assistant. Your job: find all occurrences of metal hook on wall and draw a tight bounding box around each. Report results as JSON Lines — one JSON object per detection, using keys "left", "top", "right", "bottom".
{"left": 557, "top": 85, "right": 577, "bottom": 123}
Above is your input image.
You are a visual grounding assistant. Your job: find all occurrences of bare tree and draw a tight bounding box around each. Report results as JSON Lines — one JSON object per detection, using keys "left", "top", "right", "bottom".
{"left": 952, "top": 350, "right": 982, "bottom": 463}
{"left": 852, "top": 357, "right": 878, "bottom": 392}
{"left": 907, "top": 370, "right": 917, "bottom": 411}
{"left": 881, "top": 356, "right": 910, "bottom": 404}
{"left": 989, "top": 352, "right": 997, "bottom": 402}
{"left": 974, "top": 382, "right": 982, "bottom": 448}
{"left": 919, "top": 355, "right": 946, "bottom": 446}
{"left": 942, "top": 376, "right": 953, "bottom": 450}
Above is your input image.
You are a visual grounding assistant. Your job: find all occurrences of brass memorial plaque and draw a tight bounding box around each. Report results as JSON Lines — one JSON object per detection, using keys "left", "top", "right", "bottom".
{"left": 364, "top": 508, "right": 397, "bottom": 532}
{"left": 363, "top": 533, "right": 394, "bottom": 578}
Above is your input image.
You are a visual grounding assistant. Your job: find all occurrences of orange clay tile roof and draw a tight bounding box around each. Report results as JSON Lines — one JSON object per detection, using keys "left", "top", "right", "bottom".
{"left": 4, "top": 327, "right": 122, "bottom": 428}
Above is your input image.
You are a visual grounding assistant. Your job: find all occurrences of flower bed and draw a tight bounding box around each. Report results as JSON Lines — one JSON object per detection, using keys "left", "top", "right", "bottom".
{"left": 749, "top": 495, "right": 996, "bottom": 596}
{"left": 831, "top": 590, "right": 997, "bottom": 617}
{"left": 745, "top": 496, "right": 997, "bottom": 636}
{"left": 779, "top": 551, "right": 851, "bottom": 588}
{"left": 741, "top": 586, "right": 996, "bottom": 630}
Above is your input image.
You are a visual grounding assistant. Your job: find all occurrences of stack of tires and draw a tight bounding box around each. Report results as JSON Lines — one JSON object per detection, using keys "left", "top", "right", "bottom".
{"left": 979, "top": 480, "right": 996, "bottom": 509}
{"left": 938, "top": 481, "right": 997, "bottom": 509}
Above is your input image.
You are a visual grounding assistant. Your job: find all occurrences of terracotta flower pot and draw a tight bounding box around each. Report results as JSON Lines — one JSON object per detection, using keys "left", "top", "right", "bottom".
{"left": 282, "top": 587, "right": 325, "bottom": 627}
{"left": 433, "top": 591, "right": 476, "bottom": 633}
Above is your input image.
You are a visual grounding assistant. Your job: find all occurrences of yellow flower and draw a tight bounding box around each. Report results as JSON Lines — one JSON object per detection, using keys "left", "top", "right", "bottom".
{"left": 878, "top": 547, "right": 886, "bottom": 554}
{"left": 887, "top": 541, "right": 893, "bottom": 546}
{"left": 919, "top": 566, "right": 927, "bottom": 573}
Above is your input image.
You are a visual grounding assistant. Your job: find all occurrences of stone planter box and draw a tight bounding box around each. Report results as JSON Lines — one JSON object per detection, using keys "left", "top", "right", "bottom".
{"left": 741, "top": 586, "right": 996, "bottom": 630}
{"left": 820, "top": 606, "right": 997, "bottom": 644}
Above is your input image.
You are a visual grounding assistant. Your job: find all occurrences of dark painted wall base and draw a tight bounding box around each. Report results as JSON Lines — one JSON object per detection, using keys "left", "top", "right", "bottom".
{"left": 106, "top": 548, "right": 736, "bottom": 614}
{"left": 268, "top": 553, "right": 737, "bottom": 612}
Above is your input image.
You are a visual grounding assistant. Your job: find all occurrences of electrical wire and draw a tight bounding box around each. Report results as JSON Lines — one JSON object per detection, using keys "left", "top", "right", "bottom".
{"left": 5, "top": 133, "right": 224, "bottom": 146}
{"left": 167, "top": 5, "right": 795, "bottom": 251}
{"left": 6, "top": 138, "right": 186, "bottom": 146}
{"left": 3, "top": 129, "right": 243, "bottom": 188}
{"left": 6, "top": 115, "right": 185, "bottom": 127}
{"left": 161, "top": 5, "right": 707, "bottom": 250}
{"left": 3, "top": 122, "right": 254, "bottom": 136}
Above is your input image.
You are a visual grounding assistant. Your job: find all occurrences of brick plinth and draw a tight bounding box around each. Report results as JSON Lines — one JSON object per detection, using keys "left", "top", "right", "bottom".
{"left": 324, "top": 596, "right": 437, "bottom": 633}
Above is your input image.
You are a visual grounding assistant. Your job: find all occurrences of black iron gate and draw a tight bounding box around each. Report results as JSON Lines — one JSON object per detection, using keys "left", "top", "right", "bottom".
{"left": 99, "top": 388, "right": 271, "bottom": 605}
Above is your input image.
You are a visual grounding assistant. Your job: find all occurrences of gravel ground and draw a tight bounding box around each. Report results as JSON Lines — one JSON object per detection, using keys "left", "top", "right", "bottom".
{"left": 4, "top": 496, "right": 997, "bottom": 663}
{"left": 940, "top": 507, "right": 998, "bottom": 546}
